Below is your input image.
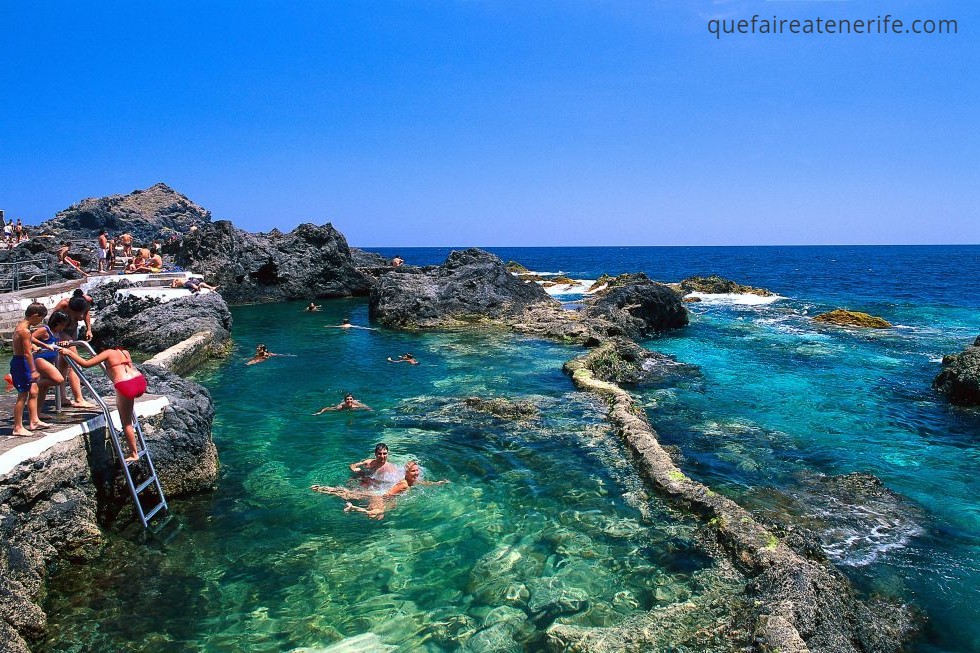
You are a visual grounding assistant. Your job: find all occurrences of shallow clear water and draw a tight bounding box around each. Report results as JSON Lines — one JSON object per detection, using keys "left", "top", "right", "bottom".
{"left": 40, "top": 299, "right": 739, "bottom": 652}
{"left": 39, "top": 245, "right": 980, "bottom": 652}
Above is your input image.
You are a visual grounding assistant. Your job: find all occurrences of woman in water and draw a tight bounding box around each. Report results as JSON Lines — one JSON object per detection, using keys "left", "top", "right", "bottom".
{"left": 56, "top": 339, "right": 148, "bottom": 462}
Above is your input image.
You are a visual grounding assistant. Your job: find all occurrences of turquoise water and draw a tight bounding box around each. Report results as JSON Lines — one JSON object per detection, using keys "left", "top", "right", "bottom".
{"left": 40, "top": 299, "right": 742, "bottom": 652}
{"left": 39, "top": 245, "right": 980, "bottom": 652}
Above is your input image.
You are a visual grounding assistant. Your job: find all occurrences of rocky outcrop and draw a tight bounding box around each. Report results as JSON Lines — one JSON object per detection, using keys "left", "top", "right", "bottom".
{"left": 677, "top": 275, "right": 774, "bottom": 297}
{"left": 92, "top": 291, "right": 232, "bottom": 354}
{"left": 172, "top": 220, "right": 373, "bottom": 304}
{"left": 369, "top": 248, "right": 557, "bottom": 328}
{"left": 40, "top": 183, "right": 210, "bottom": 243}
{"left": 933, "top": 336, "right": 980, "bottom": 406}
{"left": 558, "top": 349, "right": 918, "bottom": 652}
{"left": 0, "top": 365, "right": 217, "bottom": 653}
{"left": 350, "top": 247, "right": 391, "bottom": 268}
{"left": 562, "top": 338, "right": 699, "bottom": 386}
{"left": 813, "top": 309, "right": 892, "bottom": 329}
{"left": 585, "top": 273, "right": 689, "bottom": 338}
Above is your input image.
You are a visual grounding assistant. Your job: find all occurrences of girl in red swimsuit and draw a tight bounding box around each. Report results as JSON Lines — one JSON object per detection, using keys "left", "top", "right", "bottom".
{"left": 56, "top": 339, "right": 147, "bottom": 462}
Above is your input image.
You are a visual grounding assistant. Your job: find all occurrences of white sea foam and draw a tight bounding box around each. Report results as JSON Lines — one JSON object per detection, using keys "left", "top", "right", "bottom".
{"left": 539, "top": 279, "right": 596, "bottom": 296}
{"left": 685, "top": 291, "right": 785, "bottom": 306}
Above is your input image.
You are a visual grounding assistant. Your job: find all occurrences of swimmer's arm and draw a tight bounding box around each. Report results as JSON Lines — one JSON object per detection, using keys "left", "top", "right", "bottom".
{"left": 349, "top": 458, "right": 372, "bottom": 472}
{"left": 384, "top": 481, "right": 410, "bottom": 497}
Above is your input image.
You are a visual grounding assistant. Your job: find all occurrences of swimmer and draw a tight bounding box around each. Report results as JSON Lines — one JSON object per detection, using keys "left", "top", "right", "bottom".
{"left": 349, "top": 442, "right": 398, "bottom": 487}
{"left": 313, "top": 393, "right": 372, "bottom": 414}
{"left": 387, "top": 353, "right": 418, "bottom": 365}
{"left": 311, "top": 461, "right": 448, "bottom": 520}
{"left": 246, "top": 344, "right": 280, "bottom": 365}
{"left": 305, "top": 302, "right": 322, "bottom": 312}
{"left": 325, "top": 318, "right": 377, "bottom": 331}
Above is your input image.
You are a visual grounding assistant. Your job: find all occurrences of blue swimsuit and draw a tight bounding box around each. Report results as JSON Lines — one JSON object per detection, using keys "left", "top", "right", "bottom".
{"left": 33, "top": 325, "right": 59, "bottom": 363}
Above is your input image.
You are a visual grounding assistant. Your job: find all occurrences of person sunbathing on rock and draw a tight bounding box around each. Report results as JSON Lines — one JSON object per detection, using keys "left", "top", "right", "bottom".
{"left": 57, "top": 242, "right": 88, "bottom": 277}
{"left": 311, "top": 461, "right": 448, "bottom": 520}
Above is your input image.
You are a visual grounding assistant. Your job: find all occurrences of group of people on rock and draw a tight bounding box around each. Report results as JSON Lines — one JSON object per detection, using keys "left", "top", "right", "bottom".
{"left": 4, "top": 218, "right": 27, "bottom": 247}
{"left": 6, "top": 289, "right": 148, "bottom": 463}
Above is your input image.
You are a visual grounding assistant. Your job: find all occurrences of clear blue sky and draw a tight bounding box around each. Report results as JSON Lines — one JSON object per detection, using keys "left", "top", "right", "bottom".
{"left": 1, "top": 1, "right": 977, "bottom": 246}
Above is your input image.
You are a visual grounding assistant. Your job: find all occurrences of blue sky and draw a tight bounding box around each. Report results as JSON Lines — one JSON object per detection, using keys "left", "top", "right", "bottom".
{"left": 1, "top": 1, "right": 977, "bottom": 246}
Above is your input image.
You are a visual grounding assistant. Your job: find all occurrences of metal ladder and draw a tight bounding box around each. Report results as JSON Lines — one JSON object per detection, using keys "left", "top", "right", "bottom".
{"left": 62, "top": 341, "right": 169, "bottom": 529}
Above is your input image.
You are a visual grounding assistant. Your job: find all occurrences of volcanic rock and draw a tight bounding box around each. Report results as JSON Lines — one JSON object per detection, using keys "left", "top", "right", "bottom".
{"left": 369, "top": 248, "right": 557, "bottom": 328}
{"left": 585, "top": 273, "right": 689, "bottom": 338}
{"left": 813, "top": 309, "right": 892, "bottom": 329}
{"left": 41, "top": 182, "right": 210, "bottom": 243}
{"left": 92, "top": 291, "right": 232, "bottom": 354}
{"left": 172, "top": 220, "right": 372, "bottom": 304}
{"left": 933, "top": 336, "right": 980, "bottom": 406}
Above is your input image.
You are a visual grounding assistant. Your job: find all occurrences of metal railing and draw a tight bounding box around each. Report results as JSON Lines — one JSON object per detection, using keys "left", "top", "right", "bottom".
{"left": 0, "top": 258, "right": 49, "bottom": 293}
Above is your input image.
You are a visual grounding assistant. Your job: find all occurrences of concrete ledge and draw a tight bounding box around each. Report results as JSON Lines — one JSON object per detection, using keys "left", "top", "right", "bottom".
{"left": 0, "top": 397, "right": 169, "bottom": 477}
{"left": 144, "top": 330, "right": 216, "bottom": 376}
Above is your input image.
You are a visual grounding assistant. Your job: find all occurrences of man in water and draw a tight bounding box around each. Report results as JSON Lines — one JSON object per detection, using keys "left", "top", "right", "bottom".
{"left": 246, "top": 344, "right": 280, "bottom": 365}
{"left": 313, "top": 393, "right": 372, "bottom": 414}
{"left": 349, "top": 443, "right": 397, "bottom": 487}
{"left": 311, "top": 461, "right": 448, "bottom": 520}
{"left": 387, "top": 353, "right": 418, "bottom": 365}
{"left": 305, "top": 302, "right": 321, "bottom": 312}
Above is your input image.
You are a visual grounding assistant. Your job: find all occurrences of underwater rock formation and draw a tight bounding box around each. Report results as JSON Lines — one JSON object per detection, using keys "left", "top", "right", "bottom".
{"left": 933, "top": 336, "right": 980, "bottom": 406}
{"left": 173, "top": 220, "right": 373, "bottom": 304}
{"left": 369, "top": 248, "right": 557, "bottom": 328}
{"left": 0, "top": 365, "right": 217, "bottom": 653}
{"left": 464, "top": 396, "right": 539, "bottom": 421}
{"left": 92, "top": 290, "right": 232, "bottom": 354}
{"left": 812, "top": 309, "right": 892, "bottom": 329}
{"left": 559, "top": 348, "right": 918, "bottom": 653}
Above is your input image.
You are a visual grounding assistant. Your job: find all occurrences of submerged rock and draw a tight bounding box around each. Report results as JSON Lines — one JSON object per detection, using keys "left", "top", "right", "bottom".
{"left": 933, "top": 336, "right": 980, "bottom": 406}
{"left": 812, "top": 309, "right": 892, "bottom": 329}
{"left": 93, "top": 291, "right": 232, "bottom": 354}
{"left": 369, "top": 248, "right": 557, "bottom": 328}
{"left": 464, "top": 397, "right": 539, "bottom": 421}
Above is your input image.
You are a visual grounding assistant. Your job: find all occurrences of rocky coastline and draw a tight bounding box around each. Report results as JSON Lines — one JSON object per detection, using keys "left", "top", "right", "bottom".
{"left": 1, "top": 183, "right": 930, "bottom": 652}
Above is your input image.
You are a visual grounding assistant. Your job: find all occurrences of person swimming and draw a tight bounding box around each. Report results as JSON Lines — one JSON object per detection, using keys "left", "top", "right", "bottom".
{"left": 311, "top": 461, "right": 448, "bottom": 520}
{"left": 349, "top": 442, "right": 398, "bottom": 487}
{"left": 325, "top": 318, "right": 377, "bottom": 331}
{"left": 305, "top": 302, "right": 322, "bottom": 312}
{"left": 387, "top": 353, "right": 418, "bottom": 365}
{"left": 313, "top": 393, "right": 372, "bottom": 414}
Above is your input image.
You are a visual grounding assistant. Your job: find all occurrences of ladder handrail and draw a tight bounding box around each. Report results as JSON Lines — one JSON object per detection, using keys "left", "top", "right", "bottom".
{"left": 61, "top": 341, "right": 168, "bottom": 529}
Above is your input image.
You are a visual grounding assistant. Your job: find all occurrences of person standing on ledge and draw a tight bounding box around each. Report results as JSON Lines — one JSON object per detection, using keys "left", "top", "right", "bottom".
{"left": 96, "top": 229, "right": 109, "bottom": 273}
{"left": 57, "top": 340, "right": 148, "bottom": 462}
{"left": 313, "top": 393, "right": 372, "bottom": 414}
{"left": 7, "top": 303, "right": 50, "bottom": 436}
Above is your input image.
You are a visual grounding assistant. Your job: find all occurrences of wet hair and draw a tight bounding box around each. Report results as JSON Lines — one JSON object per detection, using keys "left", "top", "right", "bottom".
{"left": 48, "top": 310, "right": 70, "bottom": 330}
{"left": 343, "top": 393, "right": 354, "bottom": 400}
{"left": 68, "top": 296, "right": 89, "bottom": 313}
{"left": 341, "top": 318, "right": 351, "bottom": 324}
{"left": 96, "top": 337, "right": 122, "bottom": 353}
{"left": 25, "top": 303, "right": 47, "bottom": 318}
{"left": 374, "top": 443, "right": 389, "bottom": 455}
{"left": 72, "top": 288, "right": 85, "bottom": 298}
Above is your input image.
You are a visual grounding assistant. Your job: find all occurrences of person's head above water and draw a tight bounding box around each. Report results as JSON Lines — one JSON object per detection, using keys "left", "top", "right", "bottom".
{"left": 404, "top": 461, "right": 421, "bottom": 483}
{"left": 374, "top": 442, "right": 389, "bottom": 458}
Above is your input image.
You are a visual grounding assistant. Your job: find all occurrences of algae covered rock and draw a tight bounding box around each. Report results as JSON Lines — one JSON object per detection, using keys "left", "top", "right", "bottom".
{"left": 933, "top": 336, "right": 980, "bottom": 406}
{"left": 678, "top": 275, "right": 774, "bottom": 297}
{"left": 812, "top": 309, "right": 892, "bottom": 329}
{"left": 464, "top": 397, "right": 539, "bottom": 421}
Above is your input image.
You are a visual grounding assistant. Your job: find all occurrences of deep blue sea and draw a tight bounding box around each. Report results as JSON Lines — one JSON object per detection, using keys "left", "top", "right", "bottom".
{"left": 40, "top": 245, "right": 979, "bottom": 653}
